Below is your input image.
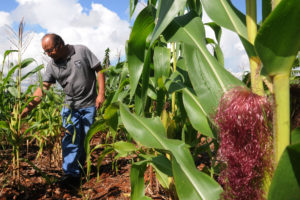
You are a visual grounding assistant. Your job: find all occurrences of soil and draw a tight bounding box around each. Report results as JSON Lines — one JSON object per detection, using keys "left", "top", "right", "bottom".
{"left": 0, "top": 132, "right": 172, "bottom": 200}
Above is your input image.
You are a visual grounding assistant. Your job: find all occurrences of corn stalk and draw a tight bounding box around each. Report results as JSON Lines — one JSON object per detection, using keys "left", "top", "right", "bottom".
{"left": 246, "top": 0, "right": 264, "bottom": 96}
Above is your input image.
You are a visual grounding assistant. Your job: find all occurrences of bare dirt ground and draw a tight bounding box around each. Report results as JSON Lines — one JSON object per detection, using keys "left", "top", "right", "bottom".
{"left": 0, "top": 132, "right": 169, "bottom": 200}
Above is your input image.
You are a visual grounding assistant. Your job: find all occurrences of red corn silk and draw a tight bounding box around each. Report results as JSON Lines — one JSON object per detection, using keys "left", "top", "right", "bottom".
{"left": 215, "top": 87, "right": 273, "bottom": 200}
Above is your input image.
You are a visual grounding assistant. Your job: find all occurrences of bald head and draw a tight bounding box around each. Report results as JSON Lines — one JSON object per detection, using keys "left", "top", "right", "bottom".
{"left": 42, "top": 33, "right": 65, "bottom": 46}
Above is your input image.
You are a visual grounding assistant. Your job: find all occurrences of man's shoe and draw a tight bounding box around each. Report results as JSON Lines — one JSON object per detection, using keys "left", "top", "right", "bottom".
{"left": 59, "top": 175, "right": 81, "bottom": 189}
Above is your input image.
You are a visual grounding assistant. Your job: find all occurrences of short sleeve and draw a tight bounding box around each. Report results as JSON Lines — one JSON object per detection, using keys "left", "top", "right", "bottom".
{"left": 43, "top": 63, "right": 56, "bottom": 83}
{"left": 84, "top": 46, "right": 100, "bottom": 70}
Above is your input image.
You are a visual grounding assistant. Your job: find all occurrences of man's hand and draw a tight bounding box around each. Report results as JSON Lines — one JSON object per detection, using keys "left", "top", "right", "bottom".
{"left": 21, "top": 107, "right": 30, "bottom": 118}
{"left": 95, "top": 94, "right": 105, "bottom": 110}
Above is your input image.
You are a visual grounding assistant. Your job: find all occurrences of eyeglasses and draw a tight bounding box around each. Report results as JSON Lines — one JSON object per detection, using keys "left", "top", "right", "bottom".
{"left": 43, "top": 44, "right": 59, "bottom": 55}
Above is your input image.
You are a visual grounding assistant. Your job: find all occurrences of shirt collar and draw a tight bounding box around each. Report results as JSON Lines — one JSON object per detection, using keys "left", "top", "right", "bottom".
{"left": 53, "top": 44, "right": 75, "bottom": 66}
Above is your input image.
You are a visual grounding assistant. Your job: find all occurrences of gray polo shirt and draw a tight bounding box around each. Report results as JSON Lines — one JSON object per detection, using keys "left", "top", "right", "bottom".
{"left": 44, "top": 44, "right": 100, "bottom": 109}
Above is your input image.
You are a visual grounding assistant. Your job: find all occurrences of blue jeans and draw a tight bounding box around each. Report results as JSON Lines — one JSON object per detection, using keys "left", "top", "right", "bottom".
{"left": 61, "top": 106, "right": 96, "bottom": 177}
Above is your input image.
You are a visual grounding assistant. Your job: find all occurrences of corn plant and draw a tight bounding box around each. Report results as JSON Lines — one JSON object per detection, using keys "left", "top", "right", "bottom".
{"left": 190, "top": 0, "right": 300, "bottom": 199}
{"left": 121, "top": 0, "right": 300, "bottom": 199}
{"left": 84, "top": 60, "right": 132, "bottom": 179}
{"left": 27, "top": 82, "right": 64, "bottom": 168}
{"left": 113, "top": 0, "right": 247, "bottom": 199}
{"left": 0, "top": 20, "right": 43, "bottom": 182}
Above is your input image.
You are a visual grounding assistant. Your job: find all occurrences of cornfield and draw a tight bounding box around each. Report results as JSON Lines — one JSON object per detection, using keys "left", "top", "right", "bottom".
{"left": 0, "top": 0, "right": 300, "bottom": 199}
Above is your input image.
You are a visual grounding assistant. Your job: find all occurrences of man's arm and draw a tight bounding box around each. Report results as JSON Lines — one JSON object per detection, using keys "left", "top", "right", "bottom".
{"left": 21, "top": 82, "right": 52, "bottom": 118}
{"left": 95, "top": 65, "right": 105, "bottom": 110}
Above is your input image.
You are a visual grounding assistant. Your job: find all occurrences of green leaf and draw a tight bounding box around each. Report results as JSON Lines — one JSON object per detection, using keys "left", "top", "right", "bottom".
{"left": 8, "top": 86, "right": 18, "bottom": 97}
{"left": 21, "top": 58, "right": 35, "bottom": 69}
{"left": 103, "top": 103, "right": 119, "bottom": 120}
{"left": 120, "top": 103, "right": 222, "bottom": 200}
{"left": 165, "top": 71, "right": 186, "bottom": 93}
{"left": 205, "top": 38, "right": 224, "bottom": 67}
{"left": 151, "top": 0, "right": 187, "bottom": 45}
{"left": 130, "top": 160, "right": 152, "bottom": 200}
{"left": 205, "top": 22, "right": 222, "bottom": 44}
{"left": 163, "top": 11, "right": 242, "bottom": 114}
{"left": 21, "top": 64, "right": 44, "bottom": 81}
{"left": 185, "top": 43, "right": 242, "bottom": 115}
{"left": 151, "top": 155, "right": 173, "bottom": 177}
{"left": 182, "top": 88, "right": 214, "bottom": 138}
{"left": 0, "top": 121, "right": 9, "bottom": 130}
{"left": 213, "top": 43, "right": 224, "bottom": 67}
{"left": 268, "top": 143, "right": 300, "bottom": 200}
{"left": 129, "top": 0, "right": 139, "bottom": 20}
{"left": 201, "top": 0, "right": 247, "bottom": 39}
{"left": 291, "top": 127, "right": 300, "bottom": 145}
{"left": 201, "top": 0, "right": 256, "bottom": 57}
{"left": 153, "top": 46, "right": 171, "bottom": 86}
{"left": 150, "top": 155, "right": 172, "bottom": 188}
{"left": 151, "top": 163, "right": 169, "bottom": 189}
{"left": 173, "top": 158, "right": 217, "bottom": 200}
{"left": 256, "top": 0, "right": 300, "bottom": 77}
{"left": 127, "top": 5, "right": 156, "bottom": 99}
{"left": 134, "top": 86, "right": 143, "bottom": 116}
{"left": 120, "top": 103, "right": 166, "bottom": 149}
{"left": 186, "top": 0, "right": 202, "bottom": 16}
{"left": 3, "top": 64, "right": 19, "bottom": 85}
{"left": 113, "top": 141, "right": 137, "bottom": 156}
{"left": 84, "top": 119, "right": 107, "bottom": 154}
{"left": 2, "top": 50, "right": 17, "bottom": 66}
{"left": 262, "top": 0, "right": 272, "bottom": 22}
{"left": 95, "top": 147, "right": 114, "bottom": 181}
{"left": 140, "top": 44, "right": 152, "bottom": 115}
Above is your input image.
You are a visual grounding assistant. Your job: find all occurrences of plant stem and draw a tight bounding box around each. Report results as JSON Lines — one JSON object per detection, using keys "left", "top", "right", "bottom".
{"left": 12, "top": 146, "right": 16, "bottom": 180}
{"left": 16, "top": 145, "right": 20, "bottom": 181}
{"left": 16, "top": 39, "right": 22, "bottom": 183}
{"left": 246, "top": 0, "right": 264, "bottom": 96}
{"left": 273, "top": 73, "right": 290, "bottom": 163}
{"left": 172, "top": 43, "right": 176, "bottom": 114}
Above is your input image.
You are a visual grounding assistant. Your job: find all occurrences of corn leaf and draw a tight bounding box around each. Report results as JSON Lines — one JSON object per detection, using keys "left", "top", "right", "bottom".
{"left": 84, "top": 119, "right": 107, "bottom": 154}
{"left": 205, "top": 22, "right": 222, "bottom": 44}
{"left": 262, "top": 0, "right": 272, "bottom": 22}
{"left": 0, "top": 121, "right": 9, "bottom": 130}
{"left": 153, "top": 46, "right": 171, "bottom": 86}
{"left": 120, "top": 103, "right": 222, "bottom": 200}
{"left": 182, "top": 88, "right": 214, "bottom": 138}
{"left": 163, "top": 11, "right": 242, "bottom": 115}
{"left": 151, "top": 0, "right": 187, "bottom": 45}
{"left": 255, "top": 0, "right": 300, "bottom": 77}
{"left": 130, "top": 160, "right": 152, "bottom": 200}
{"left": 291, "top": 128, "right": 300, "bottom": 145}
{"left": 268, "top": 143, "right": 300, "bottom": 200}
{"left": 8, "top": 87, "right": 18, "bottom": 97}
{"left": 129, "top": 0, "right": 139, "bottom": 19}
{"left": 20, "top": 58, "right": 35, "bottom": 69}
{"left": 186, "top": 0, "right": 202, "bottom": 16}
{"left": 112, "top": 141, "right": 137, "bottom": 156}
{"left": 127, "top": 5, "right": 156, "bottom": 99}
{"left": 2, "top": 50, "right": 17, "bottom": 66}
{"left": 201, "top": 0, "right": 247, "bottom": 38}
{"left": 21, "top": 64, "right": 44, "bottom": 81}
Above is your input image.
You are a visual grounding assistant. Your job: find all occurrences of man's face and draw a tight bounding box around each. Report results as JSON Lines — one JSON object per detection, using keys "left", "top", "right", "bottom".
{"left": 42, "top": 37, "right": 61, "bottom": 61}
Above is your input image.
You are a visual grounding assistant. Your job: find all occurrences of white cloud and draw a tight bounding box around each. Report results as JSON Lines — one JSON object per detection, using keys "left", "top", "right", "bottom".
{"left": 220, "top": 29, "right": 249, "bottom": 73}
{"left": 0, "top": 11, "right": 12, "bottom": 27}
{"left": 1, "top": 0, "right": 250, "bottom": 86}
{"left": 0, "top": 0, "right": 131, "bottom": 72}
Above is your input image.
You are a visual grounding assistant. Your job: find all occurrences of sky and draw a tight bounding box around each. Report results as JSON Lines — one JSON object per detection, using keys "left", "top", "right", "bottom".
{"left": 0, "top": 0, "right": 262, "bottom": 86}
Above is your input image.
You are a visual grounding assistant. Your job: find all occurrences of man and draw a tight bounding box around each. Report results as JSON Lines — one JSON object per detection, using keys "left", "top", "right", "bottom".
{"left": 21, "top": 33, "right": 105, "bottom": 188}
